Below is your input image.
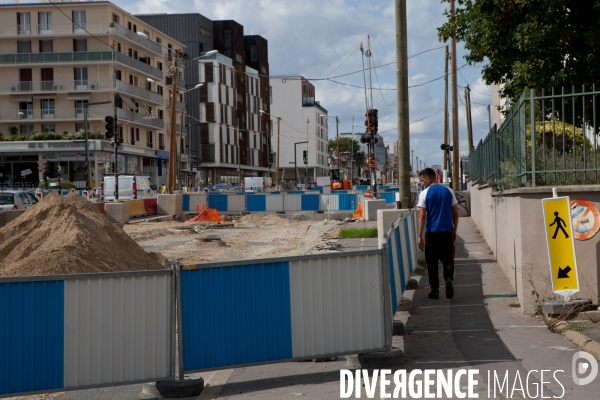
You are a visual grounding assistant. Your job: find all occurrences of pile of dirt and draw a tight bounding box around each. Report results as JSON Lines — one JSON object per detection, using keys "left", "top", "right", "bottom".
{"left": 0, "top": 194, "right": 166, "bottom": 277}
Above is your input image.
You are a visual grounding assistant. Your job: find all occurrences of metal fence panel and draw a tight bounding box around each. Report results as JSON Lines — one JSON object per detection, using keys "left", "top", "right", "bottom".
{"left": 184, "top": 194, "right": 207, "bottom": 212}
{"left": 63, "top": 275, "right": 172, "bottom": 387}
{"left": 0, "top": 281, "right": 64, "bottom": 396}
{"left": 208, "top": 195, "right": 228, "bottom": 211}
{"left": 247, "top": 194, "right": 267, "bottom": 212}
{"left": 283, "top": 194, "right": 302, "bottom": 211}
{"left": 180, "top": 262, "right": 293, "bottom": 371}
{"left": 288, "top": 253, "right": 386, "bottom": 357}
{"left": 339, "top": 194, "right": 357, "bottom": 210}
{"left": 319, "top": 194, "right": 339, "bottom": 211}
{"left": 380, "top": 192, "right": 396, "bottom": 208}
{"left": 266, "top": 194, "right": 284, "bottom": 212}
{"left": 301, "top": 194, "right": 319, "bottom": 211}
{"left": 227, "top": 194, "right": 246, "bottom": 212}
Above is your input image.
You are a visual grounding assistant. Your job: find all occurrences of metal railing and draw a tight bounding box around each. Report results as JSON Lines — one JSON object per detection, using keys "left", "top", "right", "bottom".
{"left": 470, "top": 85, "right": 600, "bottom": 187}
{"left": 0, "top": 107, "right": 113, "bottom": 121}
{"left": 111, "top": 23, "right": 162, "bottom": 55}
{"left": 115, "top": 80, "right": 164, "bottom": 105}
{"left": 117, "top": 107, "right": 164, "bottom": 129}
{"left": 0, "top": 22, "right": 108, "bottom": 37}
{"left": 165, "top": 76, "right": 186, "bottom": 88}
{"left": 1, "top": 79, "right": 113, "bottom": 93}
{"left": 0, "top": 51, "right": 162, "bottom": 79}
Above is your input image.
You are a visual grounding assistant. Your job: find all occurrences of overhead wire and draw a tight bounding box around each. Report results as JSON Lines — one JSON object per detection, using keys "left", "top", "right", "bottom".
{"left": 46, "top": 0, "right": 113, "bottom": 49}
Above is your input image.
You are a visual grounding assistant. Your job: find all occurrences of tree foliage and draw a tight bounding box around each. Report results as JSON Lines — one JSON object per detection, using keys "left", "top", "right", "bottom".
{"left": 438, "top": 0, "right": 600, "bottom": 104}
{"left": 328, "top": 137, "right": 366, "bottom": 165}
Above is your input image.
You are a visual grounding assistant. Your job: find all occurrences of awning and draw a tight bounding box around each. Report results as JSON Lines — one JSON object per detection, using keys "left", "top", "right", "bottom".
{"left": 118, "top": 95, "right": 137, "bottom": 110}
{"left": 33, "top": 93, "right": 56, "bottom": 99}
{"left": 66, "top": 93, "right": 90, "bottom": 100}
{"left": 9, "top": 95, "right": 32, "bottom": 102}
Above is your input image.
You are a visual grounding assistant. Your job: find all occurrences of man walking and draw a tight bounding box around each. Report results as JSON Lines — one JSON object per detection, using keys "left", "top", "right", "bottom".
{"left": 417, "top": 168, "right": 459, "bottom": 299}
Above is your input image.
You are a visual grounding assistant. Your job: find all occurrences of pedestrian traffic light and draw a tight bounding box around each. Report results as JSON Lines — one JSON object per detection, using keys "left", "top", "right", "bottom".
{"left": 302, "top": 150, "right": 308, "bottom": 164}
{"left": 268, "top": 152, "right": 274, "bottom": 166}
{"left": 105, "top": 116, "right": 115, "bottom": 139}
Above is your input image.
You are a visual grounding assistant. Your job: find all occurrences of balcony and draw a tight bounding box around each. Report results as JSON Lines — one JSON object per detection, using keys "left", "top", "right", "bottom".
{"left": 110, "top": 23, "right": 162, "bottom": 56}
{"left": 1, "top": 79, "right": 113, "bottom": 94}
{"left": 166, "top": 100, "right": 186, "bottom": 111}
{"left": 115, "top": 80, "right": 163, "bottom": 106}
{"left": 0, "top": 51, "right": 162, "bottom": 80}
{"left": 0, "top": 23, "right": 109, "bottom": 38}
{"left": 0, "top": 107, "right": 113, "bottom": 122}
{"left": 116, "top": 108, "right": 164, "bottom": 130}
{"left": 165, "top": 76, "right": 186, "bottom": 89}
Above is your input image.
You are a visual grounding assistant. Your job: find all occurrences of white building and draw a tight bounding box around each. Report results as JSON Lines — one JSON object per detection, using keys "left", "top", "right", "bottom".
{"left": 269, "top": 76, "right": 329, "bottom": 184}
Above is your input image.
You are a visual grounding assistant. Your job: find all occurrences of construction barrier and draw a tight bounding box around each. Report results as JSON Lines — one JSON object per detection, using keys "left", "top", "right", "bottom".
{"left": 182, "top": 193, "right": 207, "bottom": 213}
{"left": 179, "top": 251, "right": 392, "bottom": 372}
{"left": 384, "top": 210, "right": 419, "bottom": 313}
{"left": 127, "top": 199, "right": 147, "bottom": 218}
{"left": 380, "top": 192, "right": 397, "bottom": 209}
{"left": 97, "top": 202, "right": 106, "bottom": 214}
{"left": 266, "top": 193, "right": 284, "bottom": 212}
{"left": 0, "top": 270, "right": 174, "bottom": 397}
{"left": 143, "top": 198, "right": 157, "bottom": 215}
{"left": 227, "top": 194, "right": 246, "bottom": 212}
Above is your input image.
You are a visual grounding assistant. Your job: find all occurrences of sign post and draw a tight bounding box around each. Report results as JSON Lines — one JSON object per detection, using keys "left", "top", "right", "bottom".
{"left": 542, "top": 189, "right": 580, "bottom": 301}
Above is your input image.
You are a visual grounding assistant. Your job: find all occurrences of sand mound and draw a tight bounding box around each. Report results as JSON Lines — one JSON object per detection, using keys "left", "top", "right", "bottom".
{"left": 0, "top": 194, "right": 166, "bottom": 277}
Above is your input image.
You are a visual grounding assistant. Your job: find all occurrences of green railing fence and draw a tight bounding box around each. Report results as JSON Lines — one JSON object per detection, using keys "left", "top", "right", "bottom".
{"left": 470, "top": 85, "right": 600, "bottom": 187}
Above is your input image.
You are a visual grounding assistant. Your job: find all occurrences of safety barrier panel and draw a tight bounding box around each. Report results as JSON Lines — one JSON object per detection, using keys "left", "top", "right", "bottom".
{"left": 300, "top": 194, "right": 319, "bottom": 211}
{"left": 97, "top": 202, "right": 106, "bottom": 214}
{"left": 182, "top": 194, "right": 207, "bottom": 212}
{"left": 208, "top": 194, "right": 228, "bottom": 212}
{"left": 0, "top": 270, "right": 174, "bottom": 397}
{"left": 384, "top": 210, "right": 419, "bottom": 313}
{"left": 179, "top": 251, "right": 392, "bottom": 372}
{"left": 127, "top": 199, "right": 147, "bottom": 218}
{"left": 143, "top": 198, "right": 157, "bottom": 215}
{"left": 266, "top": 194, "right": 284, "bottom": 212}
{"left": 227, "top": 194, "right": 246, "bottom": 212}
{"left": 380, "top": 192, "right": 397, "bottom": 209}
{"left": 283, "top": 194, "right": 302, "bottom": 211}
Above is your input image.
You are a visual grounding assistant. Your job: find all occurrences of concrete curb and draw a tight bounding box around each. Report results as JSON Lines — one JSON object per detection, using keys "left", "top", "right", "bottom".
{"left": 564, "top": 330, "right": 600, "bottom": 360}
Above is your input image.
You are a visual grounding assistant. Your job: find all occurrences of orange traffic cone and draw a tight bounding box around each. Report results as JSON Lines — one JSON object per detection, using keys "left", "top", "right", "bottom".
{"left": 352, "top": 202, "right": 364, "bottom": 221}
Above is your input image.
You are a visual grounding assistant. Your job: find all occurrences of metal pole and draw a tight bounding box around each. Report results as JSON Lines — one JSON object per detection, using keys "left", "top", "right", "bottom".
{"left": 295, "top": 142, "right": 299, "bottom": 186}
{"left": 395, "top": 0, "right": 411, "bottom": 206}
{"left": 113, "top": 107, "right": 118, "bottom": 200}
{"left": 487, "top": 104, "right": 492, "bottom": 132}
{"left": 178, "top": 110, "right": 184, "bottom": 188}
{"left": 450, "top": 0, "right": 460, "bottom": 191}
{"left": 336, "top": 116, "right": 340, "bottom": 170}
{"left": 237, "top": 123, "right": 241, "bottom": 186}
{"left": 276, "top": 117, "right": 281, "bottom": 184}
{"left": 84, "top": 107, "right": 89, "bottom": 191}
{"left": 443, "top": 45, "right": 449, "bottom": 171}
{"left": 168, "top": 50, "right": 179, "bottom": 194}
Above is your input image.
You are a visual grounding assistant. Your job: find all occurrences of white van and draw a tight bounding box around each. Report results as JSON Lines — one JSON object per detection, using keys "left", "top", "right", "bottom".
{"left": 242, "top": 177, "right": 265, "bottom": 193}
{"left": 102, "top": 175, "right": 156, "bottom": 201}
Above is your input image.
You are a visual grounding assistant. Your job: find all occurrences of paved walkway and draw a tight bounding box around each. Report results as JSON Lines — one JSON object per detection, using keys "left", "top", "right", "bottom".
{"left": 50, "top": 217, "right": 597, "bottom": 399}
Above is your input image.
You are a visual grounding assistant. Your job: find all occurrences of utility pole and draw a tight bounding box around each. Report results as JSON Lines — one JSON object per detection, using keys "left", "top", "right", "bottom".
{"left": 465, "top": 85, "right": 474, "bottom": 152}
{"left": 487, "top": 104, "right": 492, "bottom": 132}
{"left": 443, "top": 45, "right": 449, "bottom": 171}
{"left": 411, "top": 149, "right": 414, "bottom": 179}
{"left": 336, "top": 116, "right": 340, "bottom": 170}
{"left": 275, "top": 117, "right": 281, "bottom": 184}
{"left": 450, "top": 0, "right": 460, "bottom": 191}
{"left": 395, "top": 0, "right": 411, "bottom": 207}
{"left": 168, "top": 49, "right": 179, "bottom": 194}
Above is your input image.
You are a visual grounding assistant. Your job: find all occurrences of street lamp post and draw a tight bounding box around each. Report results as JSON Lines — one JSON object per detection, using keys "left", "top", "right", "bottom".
{"left": 260, "top": 110, "right": 281, "bottom": 185}
{"left": 294, "top": 141, "right": 308, "bottom": 187}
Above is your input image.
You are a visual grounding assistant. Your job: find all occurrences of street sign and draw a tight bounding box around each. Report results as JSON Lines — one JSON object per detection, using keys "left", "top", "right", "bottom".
{"left": 542, "top": 195, "right": 580, "bottom": 299}
{"left": 570, "top": 200, "right": 600, "bottom": 241}
{"left": 21, "top": 168, "right": 32, "bottom": 176}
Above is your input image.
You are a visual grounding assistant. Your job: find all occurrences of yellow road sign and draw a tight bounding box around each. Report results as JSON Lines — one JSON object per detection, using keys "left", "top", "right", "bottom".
{"left": 542, "top": 196, "right": 580, "bottom": 295}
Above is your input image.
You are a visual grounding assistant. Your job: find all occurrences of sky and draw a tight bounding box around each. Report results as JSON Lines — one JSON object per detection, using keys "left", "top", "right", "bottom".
{"left": 18, "top": 0, "right": 494, "bottom": 168}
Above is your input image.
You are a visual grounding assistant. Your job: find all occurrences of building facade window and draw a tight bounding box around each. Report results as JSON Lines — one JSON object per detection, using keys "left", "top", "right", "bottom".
{"left": 20, "top": 124, "right": 34, "bottom": 134}
{"left": 75, "top": 100, "right": 88, "bottom": 118}
{"left": 251, "top": 45, "right": 257, "bottom": 61}
{"left": 72, "top": 10, "right": 86, "bottom": 32}
{"left": 73, "top": 38, "right": 86, "bottom": 52}
{"left": 74, "top": 67, "right": 88, "bottom": 89}
{"left": 39, "top": 39, "right": 52, "bottom": 53}
{"left": 146, "top": 131, "right": 153, "bottom": 148}
{"left": 42, "top": 124, "right": 55, "bottom": 133}
{"left": 17, "top": 40, "right": 31, "bottom": 54}
{"left": 41, "top": 99, "right": 55, "bottom": 119}
{"left": 38, "top": 12, "right": 52, "bottom": 32}
{"left": 19, "top": 101, "right": 33, "bottom": 119}
{"left": 17, "top": 12, "right": 31, "bottom": 34}
{"left": 75, "top": 123, "right": 84, "bottom": 132}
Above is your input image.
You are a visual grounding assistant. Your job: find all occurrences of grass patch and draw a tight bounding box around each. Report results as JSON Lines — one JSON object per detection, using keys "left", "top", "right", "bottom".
{"left": 339, "top": 227, "right": 378, "bottom": 239}
{"left": 568, "top": 325, "right": 586, "bottom": 332}
{"left": 509, "top": 303, "right": 521, "bottom": 308}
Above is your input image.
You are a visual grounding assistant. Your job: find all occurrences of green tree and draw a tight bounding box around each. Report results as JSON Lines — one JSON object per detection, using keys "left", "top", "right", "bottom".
{"left": 328, "top": 137, "right": 366, "bottom": 166}
{"left": 437, "top": 1, "right": 600, "bottom": 104}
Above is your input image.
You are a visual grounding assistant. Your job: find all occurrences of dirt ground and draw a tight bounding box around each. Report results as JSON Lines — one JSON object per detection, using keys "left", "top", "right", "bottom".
{"left": 124, "top": 212, "right": 377, "bottom": 265}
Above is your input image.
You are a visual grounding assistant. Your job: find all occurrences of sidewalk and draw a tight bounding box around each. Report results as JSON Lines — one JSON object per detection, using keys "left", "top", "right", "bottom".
{"left": 49, "top": 217, "right": 597, "bottom": 399}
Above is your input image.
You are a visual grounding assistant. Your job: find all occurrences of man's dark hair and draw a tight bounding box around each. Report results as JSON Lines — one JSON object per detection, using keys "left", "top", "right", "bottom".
{"left": 419, "top": 167, "right": 436, "bottom": 180}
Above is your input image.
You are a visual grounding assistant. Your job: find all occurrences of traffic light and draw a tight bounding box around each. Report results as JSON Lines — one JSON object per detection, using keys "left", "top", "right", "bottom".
{"left": 365, "top": 109, "right": 378, "bottom": 133}
{"left": 111, "top": 162, "right": 115, "bottom": 173}
{"left": 441, "top": 143, "right": 453, "bottom": 152}
{"left": 302, "top": 150, "right": 308, "bottom": 164}
{"left": 268, "top": 152, "right": 274, "bottom": 166}
{"left": 105, "top": 116, "right": 115, "bottom": 139}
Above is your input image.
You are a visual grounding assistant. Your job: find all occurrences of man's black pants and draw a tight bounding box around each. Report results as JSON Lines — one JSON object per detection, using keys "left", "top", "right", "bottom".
{"left": 425, "top": 231, "right": 454, "bottom": 292}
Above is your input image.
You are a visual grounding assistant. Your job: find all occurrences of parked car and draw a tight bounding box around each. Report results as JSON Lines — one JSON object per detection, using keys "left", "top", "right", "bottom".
{"left": 0, "top": 190, "right": 39, "bottom": 211}
{"left": 102, "top": 175, "right": 156, "bottom": 201}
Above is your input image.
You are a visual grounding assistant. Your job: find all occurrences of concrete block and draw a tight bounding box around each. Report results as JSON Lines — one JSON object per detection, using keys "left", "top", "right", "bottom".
{"left": 405, "top": 278, "right": 419, "bottom": 290}
{"left": 397, "top": 297, "right": 412, "bottom": 311}
{"left": 365, "top": 199, "right": 386, "bottom": 221}
{"left": 105, "top": 202, "right": 129, "bottom": 224}
{"left": 346, "top": 347, "right": 404, "bottom": 369}
{"left": 542, "top": 299, "right": 592, "bottom": 316}
{"left": 393, "top": 320, "right": 405, "bottom": 336}
{"left": 377, "top": 209, "right": 406, "bottom": 248}
{"left": 141, "top": 378, "right": 204, "bottom": 398}
{"left": 0, "top": 210, "right": 26, "bottom": 227}
{"left": 157, "top": 194, "right": 183, "bottom": 218}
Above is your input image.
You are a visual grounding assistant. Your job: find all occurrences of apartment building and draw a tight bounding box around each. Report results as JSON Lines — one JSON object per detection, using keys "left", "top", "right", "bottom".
{"left": 0, "top": 0, "right": 186, "bottom": 189}
{"left": 269, "top": 77, "right": 329, "bottom": 184}
{"left": 138, "top": 14, "right": 271, "bottom": 186}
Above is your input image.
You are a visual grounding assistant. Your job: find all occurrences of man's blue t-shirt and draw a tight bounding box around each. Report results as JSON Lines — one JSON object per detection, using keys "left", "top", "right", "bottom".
{"left": 416, "top": 185, "right": 457, "bottom": 232}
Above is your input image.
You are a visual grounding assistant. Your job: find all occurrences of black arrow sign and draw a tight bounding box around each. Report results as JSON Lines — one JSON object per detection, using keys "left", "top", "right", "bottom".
{"left": 557, "top": 266, "right": 572, "bottom": 279}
